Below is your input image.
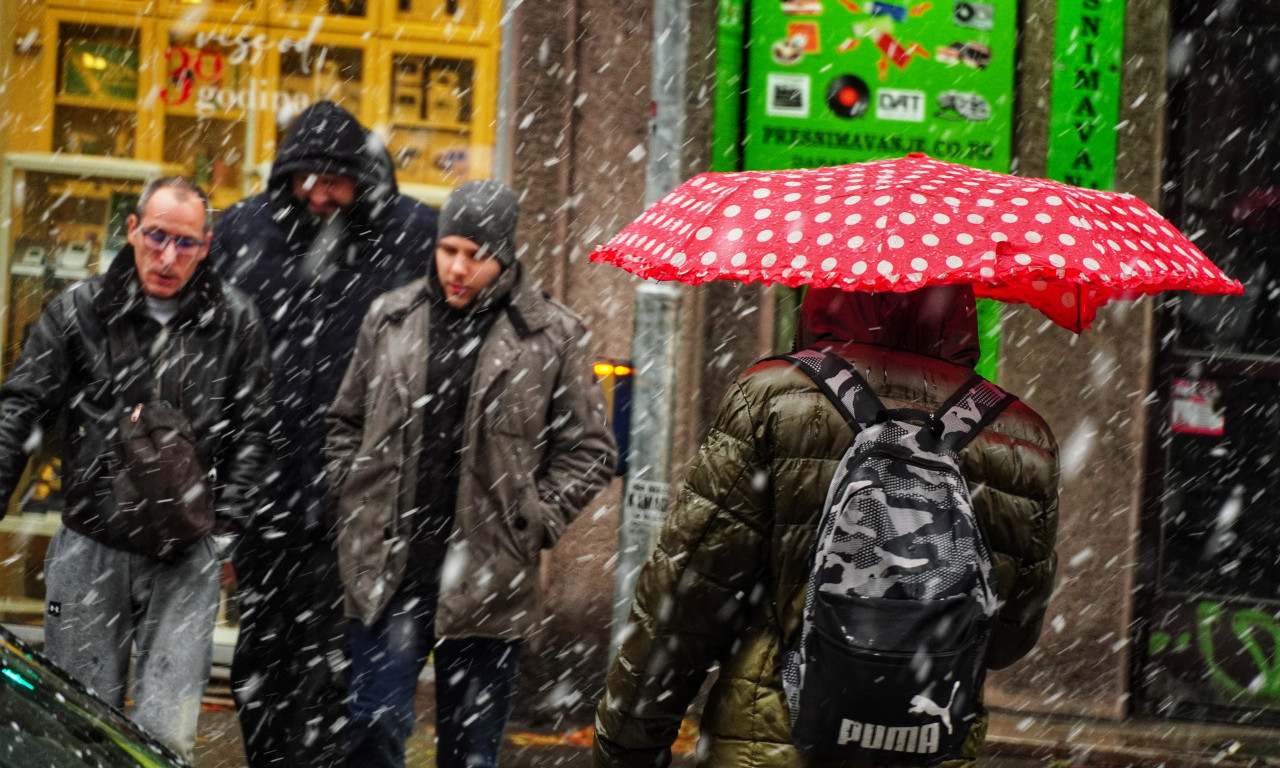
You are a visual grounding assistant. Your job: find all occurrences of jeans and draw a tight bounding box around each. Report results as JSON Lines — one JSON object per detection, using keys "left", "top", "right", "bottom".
{"left": 43, "top": 526, "right": 220, "bottom": 761}
{"left": 347, "top": 589, "right": 523, "bottom": 768}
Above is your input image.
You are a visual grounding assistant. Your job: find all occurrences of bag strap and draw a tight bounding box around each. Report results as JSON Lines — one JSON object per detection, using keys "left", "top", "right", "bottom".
{"left": 932, "top": 375, "right": 1018, "bottom": 453}
{"left": 106, "top": 320, "right": 153, "bottom": 406}
{"left": 779, "top": 349, "right": 885, "bottom": 431}
{"left": 781, "top": 349, "right": 1017, "bottom": 451}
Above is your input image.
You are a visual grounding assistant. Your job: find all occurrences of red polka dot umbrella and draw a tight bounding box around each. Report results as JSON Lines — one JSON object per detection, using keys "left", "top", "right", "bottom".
{"left": 590, "top": 154, "right": 1244, "bottom": 332}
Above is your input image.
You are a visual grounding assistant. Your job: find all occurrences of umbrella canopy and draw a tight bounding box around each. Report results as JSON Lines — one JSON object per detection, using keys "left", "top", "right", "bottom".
{"left": 591, "top": 154, "right": 1243, "bottom": 332}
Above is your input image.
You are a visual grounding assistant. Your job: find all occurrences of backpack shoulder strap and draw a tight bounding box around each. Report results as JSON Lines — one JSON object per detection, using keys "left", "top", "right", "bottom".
{"left": 933, "top": 375, "right": 1018, "bottom": 453}
{"left": 778, "top": 348, "right": 885, "bottom": 430}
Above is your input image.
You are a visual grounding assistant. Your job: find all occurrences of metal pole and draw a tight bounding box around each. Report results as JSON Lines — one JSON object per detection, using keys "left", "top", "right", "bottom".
{"left": 610, "top": 0, "right": 689, "bottom": 654}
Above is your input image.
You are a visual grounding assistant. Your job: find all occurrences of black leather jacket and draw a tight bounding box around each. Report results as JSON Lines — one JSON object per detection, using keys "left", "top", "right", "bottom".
{"left": 0, "top": 247, "right": 275, "bottom": 550}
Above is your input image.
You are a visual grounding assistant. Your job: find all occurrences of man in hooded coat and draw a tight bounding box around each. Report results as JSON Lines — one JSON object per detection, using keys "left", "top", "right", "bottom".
{"left": 594, "top": 285, "right": 1061, "bottom": 768}
{"left": 209, "top": 100, "right": 438, "bottom": 768}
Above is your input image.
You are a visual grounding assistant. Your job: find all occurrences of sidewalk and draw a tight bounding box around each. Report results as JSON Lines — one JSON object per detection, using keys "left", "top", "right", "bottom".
{"left": 193, "top": 693, "right": 1280, "bottom": 768}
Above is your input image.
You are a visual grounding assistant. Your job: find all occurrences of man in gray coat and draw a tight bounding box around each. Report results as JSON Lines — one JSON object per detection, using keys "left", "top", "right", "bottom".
{"left": 326, "top": 179, "right": 616, "bottom": 768}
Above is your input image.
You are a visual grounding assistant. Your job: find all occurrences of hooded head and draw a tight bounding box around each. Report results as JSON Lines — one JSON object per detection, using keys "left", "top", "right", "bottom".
{"left": 268, "top": 101, "right": 397, "bottom": 226}
{"left": 437, "top": 179, "right": 519, "bottom": 269}
{"left": 798, "top": 284, "right": 981, "bottom": 367}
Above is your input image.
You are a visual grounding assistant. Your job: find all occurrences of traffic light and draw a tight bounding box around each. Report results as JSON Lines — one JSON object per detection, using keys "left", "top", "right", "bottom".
{"left": 593, "top": 360, "right": 632, "bottom": 476}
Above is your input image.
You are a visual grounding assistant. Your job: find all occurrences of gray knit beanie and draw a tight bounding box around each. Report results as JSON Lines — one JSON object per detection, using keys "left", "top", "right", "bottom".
{"left": 438, "top": 180, "right": 519, "bottom": 268}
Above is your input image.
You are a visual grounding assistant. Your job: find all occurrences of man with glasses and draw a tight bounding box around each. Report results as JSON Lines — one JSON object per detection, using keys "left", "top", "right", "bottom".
{"left": 0, "top": 176, "right": 274, "bottom": 761}
{"left": 209, "top": 100, "right": 438, "bottom": 768}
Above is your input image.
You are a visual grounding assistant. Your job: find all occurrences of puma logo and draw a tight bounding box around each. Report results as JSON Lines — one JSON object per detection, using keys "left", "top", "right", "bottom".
{"left": 908, "top": 681, "right": 961, "bottom": 734}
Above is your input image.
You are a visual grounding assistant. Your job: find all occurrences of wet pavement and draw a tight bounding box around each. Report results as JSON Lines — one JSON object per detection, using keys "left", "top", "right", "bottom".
{"left": 189, "top": 677, "right": 1280, "bottom": 768}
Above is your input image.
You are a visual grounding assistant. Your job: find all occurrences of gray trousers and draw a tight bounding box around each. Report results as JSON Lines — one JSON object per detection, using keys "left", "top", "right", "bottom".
{"left": 43, "top": 525, "right": 221, "bottom": 760}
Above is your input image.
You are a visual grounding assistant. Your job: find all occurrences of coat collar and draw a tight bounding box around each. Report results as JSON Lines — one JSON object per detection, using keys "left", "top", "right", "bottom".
{"left": 385, "top": 263, "right": 554, "bottom": 337}
{"left": 93, "top": 244, "right": 230, "bottom": 329}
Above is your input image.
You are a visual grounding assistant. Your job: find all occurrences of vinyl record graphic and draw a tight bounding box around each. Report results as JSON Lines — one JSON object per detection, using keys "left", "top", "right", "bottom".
{"left": 826, "top": 75, "right": 869, "bottom": 118}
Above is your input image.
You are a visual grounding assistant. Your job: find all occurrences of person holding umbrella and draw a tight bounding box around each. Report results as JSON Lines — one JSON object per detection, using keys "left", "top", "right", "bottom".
{"left": 593, "top": 284, "right": 1060, "bottom": 766}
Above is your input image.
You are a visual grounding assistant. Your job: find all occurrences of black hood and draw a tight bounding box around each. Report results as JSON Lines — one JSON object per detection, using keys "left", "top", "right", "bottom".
{"left": 267, "top": 100, "right": 399, "bottom": 228}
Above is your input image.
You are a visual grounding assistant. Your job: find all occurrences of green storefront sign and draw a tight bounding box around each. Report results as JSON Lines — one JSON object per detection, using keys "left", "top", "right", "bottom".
{"left": 742, "top": 0, "right": 1017, "bottom": 173}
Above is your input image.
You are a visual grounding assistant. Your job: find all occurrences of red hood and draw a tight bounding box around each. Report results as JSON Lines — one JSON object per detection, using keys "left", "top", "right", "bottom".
{"left": 797, "top": 285, "right": 981, "bottom": 367}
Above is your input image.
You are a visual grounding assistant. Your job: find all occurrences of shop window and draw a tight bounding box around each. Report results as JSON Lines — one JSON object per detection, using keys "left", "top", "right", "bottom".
{"left": 1145, "top": 0, "right": 1280, "bottom": 722}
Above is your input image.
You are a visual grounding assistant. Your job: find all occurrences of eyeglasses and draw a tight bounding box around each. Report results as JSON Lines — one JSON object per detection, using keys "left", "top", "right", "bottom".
{"left": 139, "top": 228, "right": 205, "bottom": 256}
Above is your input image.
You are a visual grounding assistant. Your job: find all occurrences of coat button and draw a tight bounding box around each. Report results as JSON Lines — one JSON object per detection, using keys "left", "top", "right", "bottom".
{"left": 514, "top": 516, "right": 528, "bottom": 530}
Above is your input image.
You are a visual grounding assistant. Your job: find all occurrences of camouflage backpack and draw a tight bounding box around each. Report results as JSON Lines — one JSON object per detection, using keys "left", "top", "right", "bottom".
{"left": 779, "top": 348, "right": 1015, "bottom": 765}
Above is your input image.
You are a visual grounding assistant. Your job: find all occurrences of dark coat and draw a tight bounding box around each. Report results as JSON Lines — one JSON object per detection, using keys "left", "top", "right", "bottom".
{"left": 325, "top": 266, "right": 617, "bottom": 633}
{"left": 0, "top": 247, "right": 274, "bottom": 549}
{"left": 209, "top": 101, "right": 438, "bottom": 537}
{"left": 594, "top": 286, "right": 1060, "bottom": 768}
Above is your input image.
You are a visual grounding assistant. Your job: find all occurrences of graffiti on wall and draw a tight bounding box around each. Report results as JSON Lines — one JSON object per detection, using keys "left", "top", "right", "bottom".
{"left": 1148, "top": 599, "right": 1280, "bottom": 702}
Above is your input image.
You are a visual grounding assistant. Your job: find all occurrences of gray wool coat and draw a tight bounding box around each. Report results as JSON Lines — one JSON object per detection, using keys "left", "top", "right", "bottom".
{"left": 325, "top": 268, "right": 616, "bottom": 636}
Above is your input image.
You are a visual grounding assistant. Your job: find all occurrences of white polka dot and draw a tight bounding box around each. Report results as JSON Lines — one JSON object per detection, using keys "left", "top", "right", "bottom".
{"left": 888, "top": 235, "right": 905, "bottom": 249}
{"left": 817, "top": 233, "right": 834, "bottom": 246}
{"left": 1049, "top": 254, "right": 1066, "bottom": 267}
{"left": 844, "top": 196, "right": 861, "bottom": 204}
{"left": 968, "top": 214, "right": 984, "bottom": 224}
{"left": 696, "top": 227, "right": 713, "bottom": 241}
{"left": 821, "top": 257, "right": 837, "bottom": 271}
{"left": 957, "top": 233, "right": 974, "bottom": 245}
{"left": 755, "top": 208, "right": 772, "bottom": 219}
{"left": 979, "top": 266, "right": 995, "bottom": 278}
{"left": 1012, "top": 197, "right": 1029, "bottom": 206}
{"left": 845, "top": 214, "right": 862, "bottom": 225}
{"left": 701, "top": 252, "right": 718, "bottom": 265}
{"left": 1015, "top": 254, "right": 1032, "bottom": 265}
{"left": 944, "top": 197, "right": 961, "bottom": 206}
{"left": 848, "top": 236, "right": 865, "bottom": 248}
{"left": 1031, "top": 280, "right": 1047, "bottom": 291}
{"left": 1025, "top": 231, "right": 1043, "bottom": 243}
{"left": 992, "top": 232, "right": 1008, "bottom": 243}
{"left": 874, "top": 195, "right": 893, "bottom": 206}
{"left": 785, "top": 193, "right": 802, "bottom": 202}
{"left": 911, "top": 257, "right": 929, "bottom": 271}
{"left": 758, "top": 230, "right": 774, "bottom": 242}
{"left": 761, "top": 253, "right": 776, "bottom": 267}
{"left": 1061, "top": 292, "right": 1076, "bottom": 308}
{"left": 1059, "top": 234, "right": 1076, "bottom": 246}
{"left": 877, "top": 260, "right": 895, "bottom": 275}
{"left": 727, "top": 228, "right": 743, "bottom": 241}
{"left": 785, "top": 211, "right": 802, "bottom": 222}
{"left": 1036, "top": 213, "right": 1052, "bottom": 223}
{"left": 791, "top": 255, "right": 807, "bottom": 269}
{"left": 946, "top": 256, "right": 963, "bottom": 268}
{"left": 671, "top": 253, "right": 687, "bottom": 267}
{"left": 934, "top": 213, "right": 951, "bottom": 225}
{"left": 977, "top": 198, "right": 995, "bottom": 207}
{"left": 787, "top": 231, "right": 803, "bottom": 244}
{"left": 876, "top": 216, "right": 889, "bottom": 229}
{"left": 724, "top": 205, "right": 741, "bottom": 217}
{"left": 852, "top": 261, "right": 867, "bottom": 275}
{"left": 815, "top": 195, "right": 831, "bottom": 204}
{"left": 1002, "top": 214, "right": 1018, "bottom": 223}
{"left": 910, "top": 193, "right": 927, "bottom": 204}
{"left": 900, "top": 212, "right": 916, "bottom": 225}
{"left": 815, "top": 212, "right": 832, "bottom": 223}
{"left": 753, "top": 189, "right": 771, "bottom": 198}
{"left": 731, "top": 252, "right": 747, "bottom": 267}
{"left": 922, "top": 234, "right": 939, "bottom": 246}
{"left": 1046, "top": 196, "right": 1063, "bottom": 206}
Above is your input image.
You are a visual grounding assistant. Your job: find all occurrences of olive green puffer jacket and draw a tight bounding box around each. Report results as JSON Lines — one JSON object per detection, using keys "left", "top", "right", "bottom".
{"left": 595, "top": 287, "right": 1059, "bottom": 768}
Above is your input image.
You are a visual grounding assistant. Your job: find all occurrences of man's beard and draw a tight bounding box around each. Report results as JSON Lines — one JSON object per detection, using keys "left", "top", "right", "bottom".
{"left": 301, "top": 209, "right": 350, "bottom": 283}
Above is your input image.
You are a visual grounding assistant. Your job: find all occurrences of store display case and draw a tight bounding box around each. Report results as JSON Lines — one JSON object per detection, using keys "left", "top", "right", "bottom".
{"left": 386, "top": 0, "right": 499, "bottom": 41}
{"left": 268, "top": 0, "right": 375, "bottom": 34}
{"left": 262, "top": 31, "right": 373, "bottom": 157}
{"left": 158, "top": 0, "right": 263, "bottom": 24}
{"left": 375, "top": 38, "right": 495, "bottom": 196}
{"left": 160, "top": 22, "right": 267, "bottom": 209}
{"left": 40, "top": 10, "right": 156, "bottom": 161}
